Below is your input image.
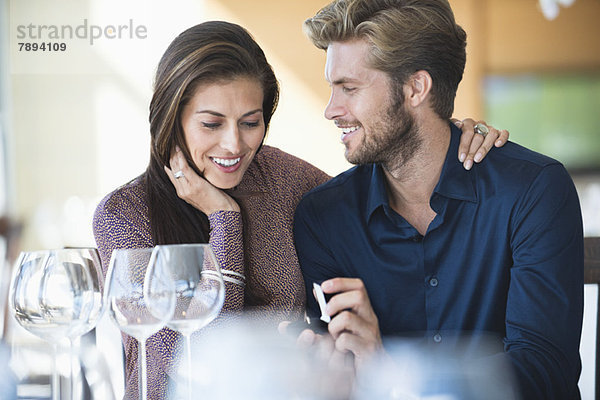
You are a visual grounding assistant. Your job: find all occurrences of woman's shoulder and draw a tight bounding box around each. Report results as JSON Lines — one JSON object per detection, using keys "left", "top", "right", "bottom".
{"left": 95, "top": 175, "right": 148, "bottom": 219}
{"left": 250, "top": 145, "right": 330, "bottom": 187}
{"left": 93, "top": 175, "right": 153, "bottom": 263}
{"left": 254, "top": 145, "right": 305, "bottom": 166}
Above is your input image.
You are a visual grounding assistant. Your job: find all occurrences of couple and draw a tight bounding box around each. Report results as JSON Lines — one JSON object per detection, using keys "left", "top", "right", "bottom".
{"left": 93, "top": 0, "right": 583, "bottom": 399}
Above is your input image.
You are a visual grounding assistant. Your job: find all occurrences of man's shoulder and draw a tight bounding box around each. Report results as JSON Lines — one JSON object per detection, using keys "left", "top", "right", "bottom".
{"left": 297, "top": 164, "right": 370, "bottom": 210}
{"left": 481, "top": 140, "right": 568, "bottom": 184}
{"left": 473, "top": 141, "right": 577, "bottom": 207}
{"left": 493, "top": 141, "right": 560, "bottom": 169}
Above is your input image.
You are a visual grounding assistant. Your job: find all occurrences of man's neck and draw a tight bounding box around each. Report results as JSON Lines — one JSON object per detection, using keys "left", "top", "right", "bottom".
{"left": 383, "top": 118, "right": 451, "bottom": 234}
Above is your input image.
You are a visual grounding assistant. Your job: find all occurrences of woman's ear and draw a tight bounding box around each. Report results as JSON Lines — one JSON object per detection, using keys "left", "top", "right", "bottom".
{"left": 404, "top": 70, "right": 432, "bottom": 108}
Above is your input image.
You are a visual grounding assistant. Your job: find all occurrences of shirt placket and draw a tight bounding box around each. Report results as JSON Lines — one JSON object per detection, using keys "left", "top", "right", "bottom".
{"left": 423, "top": 193, "right": 446, "bottom": 344}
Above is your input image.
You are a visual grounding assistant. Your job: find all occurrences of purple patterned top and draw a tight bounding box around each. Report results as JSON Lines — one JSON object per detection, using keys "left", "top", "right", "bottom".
{"left": 93, "top": 146, "right": 330, "bottom": 399}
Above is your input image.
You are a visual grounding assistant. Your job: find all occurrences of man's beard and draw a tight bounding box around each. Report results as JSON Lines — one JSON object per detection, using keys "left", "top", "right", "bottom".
{"left": 345, "top": 96, "right": 422, "bottom": 172}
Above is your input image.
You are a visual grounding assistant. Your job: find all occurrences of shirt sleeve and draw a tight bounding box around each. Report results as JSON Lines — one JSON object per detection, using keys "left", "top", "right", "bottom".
{"left": 207, "top": 210, "right": 245, "bottom": 316}
{"left": 505, "top": 163, "right": 584, "bottom": 399}
{"left": 293, "top": 196, "right": 341, "bottom": 320}
{"left": 287, "top": 154, "right": 332, "bottom": 319}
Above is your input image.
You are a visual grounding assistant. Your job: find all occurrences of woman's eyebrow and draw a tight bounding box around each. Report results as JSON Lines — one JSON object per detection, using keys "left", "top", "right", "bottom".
{"left": 194, "top": 109, "right": 263, "bottom": 117}
{"left": 195, "top": 110, "right": 225, "bottom": 117}
{"left": 242, "top": 109, "right": 263, "bottom": 117}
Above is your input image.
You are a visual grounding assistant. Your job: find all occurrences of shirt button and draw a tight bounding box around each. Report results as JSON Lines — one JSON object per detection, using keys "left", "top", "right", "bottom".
{"left": 410, "top": 235, "right": 423, "bottom": 243}
{"left": 433, "top": 333, "right": 442, "bottom": 343}
{"left": 429, "top": 277, "right": 439, "bottom": 287}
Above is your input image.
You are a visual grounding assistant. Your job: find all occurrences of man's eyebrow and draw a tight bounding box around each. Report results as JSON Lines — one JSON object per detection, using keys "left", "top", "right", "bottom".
{"left": 330, "top": 77, "right": 360, "bottom": 86}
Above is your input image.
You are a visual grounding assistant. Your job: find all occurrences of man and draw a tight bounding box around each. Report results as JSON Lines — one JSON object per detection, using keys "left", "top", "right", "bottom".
{"left": 293, "top": 0, "right": 584, "bottom": 398}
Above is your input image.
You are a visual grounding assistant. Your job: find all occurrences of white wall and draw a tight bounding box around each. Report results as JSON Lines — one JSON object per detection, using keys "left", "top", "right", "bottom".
{"left": 6, "top": 0, "right": 347, "bottom": 251}
{"left": 1, "top": 0, "right": 10, "bottom": 216}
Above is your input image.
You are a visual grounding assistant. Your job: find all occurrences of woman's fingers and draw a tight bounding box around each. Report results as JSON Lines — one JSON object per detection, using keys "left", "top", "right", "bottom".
{"left": 164, "top": 147, "right": 240, "bottom": 214}
{"left": 456, "top": 118, "right": 510, "bottom": 170}
{"left": 495, "top": 129, "right": 510, "bottom": 147}
{"left": 456, "top": 118, "right": 478, "bottom": 167}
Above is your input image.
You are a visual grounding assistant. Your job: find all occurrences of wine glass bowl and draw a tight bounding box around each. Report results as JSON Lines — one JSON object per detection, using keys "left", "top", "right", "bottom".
{"left": 106, "top": 248, "right": 175, "bottom": 339}
{"left": 149, "top": 244, "right": 225, "bottom": 399}
{"left": 167, "top": 277, "right": 223, "bottom": 335}
{"left": 104, "top": 247, "right": 176, "bottom": 400}
{"left": 65, "top": 248, "right": 104, "bottom": 339}
{"left": 9, "top": 248, "right": 106, "bottom": 400}
{"left": 10, "top": 249, "right": 103, "bottom": 343}
{"left": 10, "top": 251, "right": 64, "bottom": 343}
{"left": 151, "top": 244, "right": 225, "bottom": 336}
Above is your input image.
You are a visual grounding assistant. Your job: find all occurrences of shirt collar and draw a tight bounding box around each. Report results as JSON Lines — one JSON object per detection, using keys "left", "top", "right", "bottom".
{"left": 366, "top": 122, "right": 478, "bottom": 219}
{"left": 366, "top": 163, "right": 389, "bottom": 219}
{"left": 434, "top": 123, "right": 478, "bottom": 203}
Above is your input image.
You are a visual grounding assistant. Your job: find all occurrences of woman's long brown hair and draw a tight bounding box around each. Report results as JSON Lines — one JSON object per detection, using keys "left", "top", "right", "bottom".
{"left": 145, "top": 21, "right": 279, "bottom": 245}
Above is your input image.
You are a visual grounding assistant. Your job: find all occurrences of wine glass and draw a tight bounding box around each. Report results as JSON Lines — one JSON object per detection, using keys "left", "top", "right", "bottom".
{"left": 149, "top": 244, "right": 225, "bottom": 400}
{"left": 9, "top": 249, "right": 103, "bottom": 400}
{"left": 63, "top": 248, "right": 105, "bottom": 339}
{"left": 104, "top": 248, "right": 176, "bottom": 400}
{"left": 61, "top": 248, "right": 105, "bottom": 400}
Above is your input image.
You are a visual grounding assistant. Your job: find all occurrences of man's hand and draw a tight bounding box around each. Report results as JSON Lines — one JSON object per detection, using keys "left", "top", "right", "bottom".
{"left": 278, "top": 320, "right": 355, "bottom": 374}
{"left": 321, "top": 277, "right": 383, "bottom": 368}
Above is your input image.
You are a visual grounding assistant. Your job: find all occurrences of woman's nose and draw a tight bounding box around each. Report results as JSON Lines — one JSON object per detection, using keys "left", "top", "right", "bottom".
{"left": 220, "top": 125, "right": 242, "bottom": 154}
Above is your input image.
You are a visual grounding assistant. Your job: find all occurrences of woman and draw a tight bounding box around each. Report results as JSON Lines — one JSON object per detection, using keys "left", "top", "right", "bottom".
{"left": 93, "top": 21, "right": 507, "bottom": 399}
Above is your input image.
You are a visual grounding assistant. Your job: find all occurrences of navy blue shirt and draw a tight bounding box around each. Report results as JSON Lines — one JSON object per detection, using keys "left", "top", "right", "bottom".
{"left": 294, "top": 124, "right": 583, "bottom": 399}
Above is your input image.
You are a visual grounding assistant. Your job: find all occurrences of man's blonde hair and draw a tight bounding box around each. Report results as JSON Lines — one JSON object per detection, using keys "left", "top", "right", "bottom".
{"left": 304, "top": 0, "right": 466, "bottom": 119}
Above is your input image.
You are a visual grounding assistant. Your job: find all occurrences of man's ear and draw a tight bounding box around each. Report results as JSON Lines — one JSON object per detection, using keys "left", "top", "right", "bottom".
{"left": 404, "top": 70, "right": 432, "bottom": 108}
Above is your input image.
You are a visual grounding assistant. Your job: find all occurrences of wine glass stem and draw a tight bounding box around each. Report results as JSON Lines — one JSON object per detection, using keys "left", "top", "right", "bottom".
{"left": 185, "top": 334, "right": 192, "bottom": 400}
{"left": 51, "top": 342, "right": 60, "bottom": 400}
{"left": 139, "top": 338, "right": 148, "bottom": 400}
{"left": 69, "top": 339, "right": 75, "bottom": 400}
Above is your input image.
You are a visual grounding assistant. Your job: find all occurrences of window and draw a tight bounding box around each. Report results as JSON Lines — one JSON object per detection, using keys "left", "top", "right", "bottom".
{"left": 484, "top": 73, "right": 600, "bottom": 173}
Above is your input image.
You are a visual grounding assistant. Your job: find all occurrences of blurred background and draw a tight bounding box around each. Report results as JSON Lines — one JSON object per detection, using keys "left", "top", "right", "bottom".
{"left": 0, "top": 0, "right": 598, "bottom": 398}
{"left": 1, "top": 0, "right": 599, "bottom": 252}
